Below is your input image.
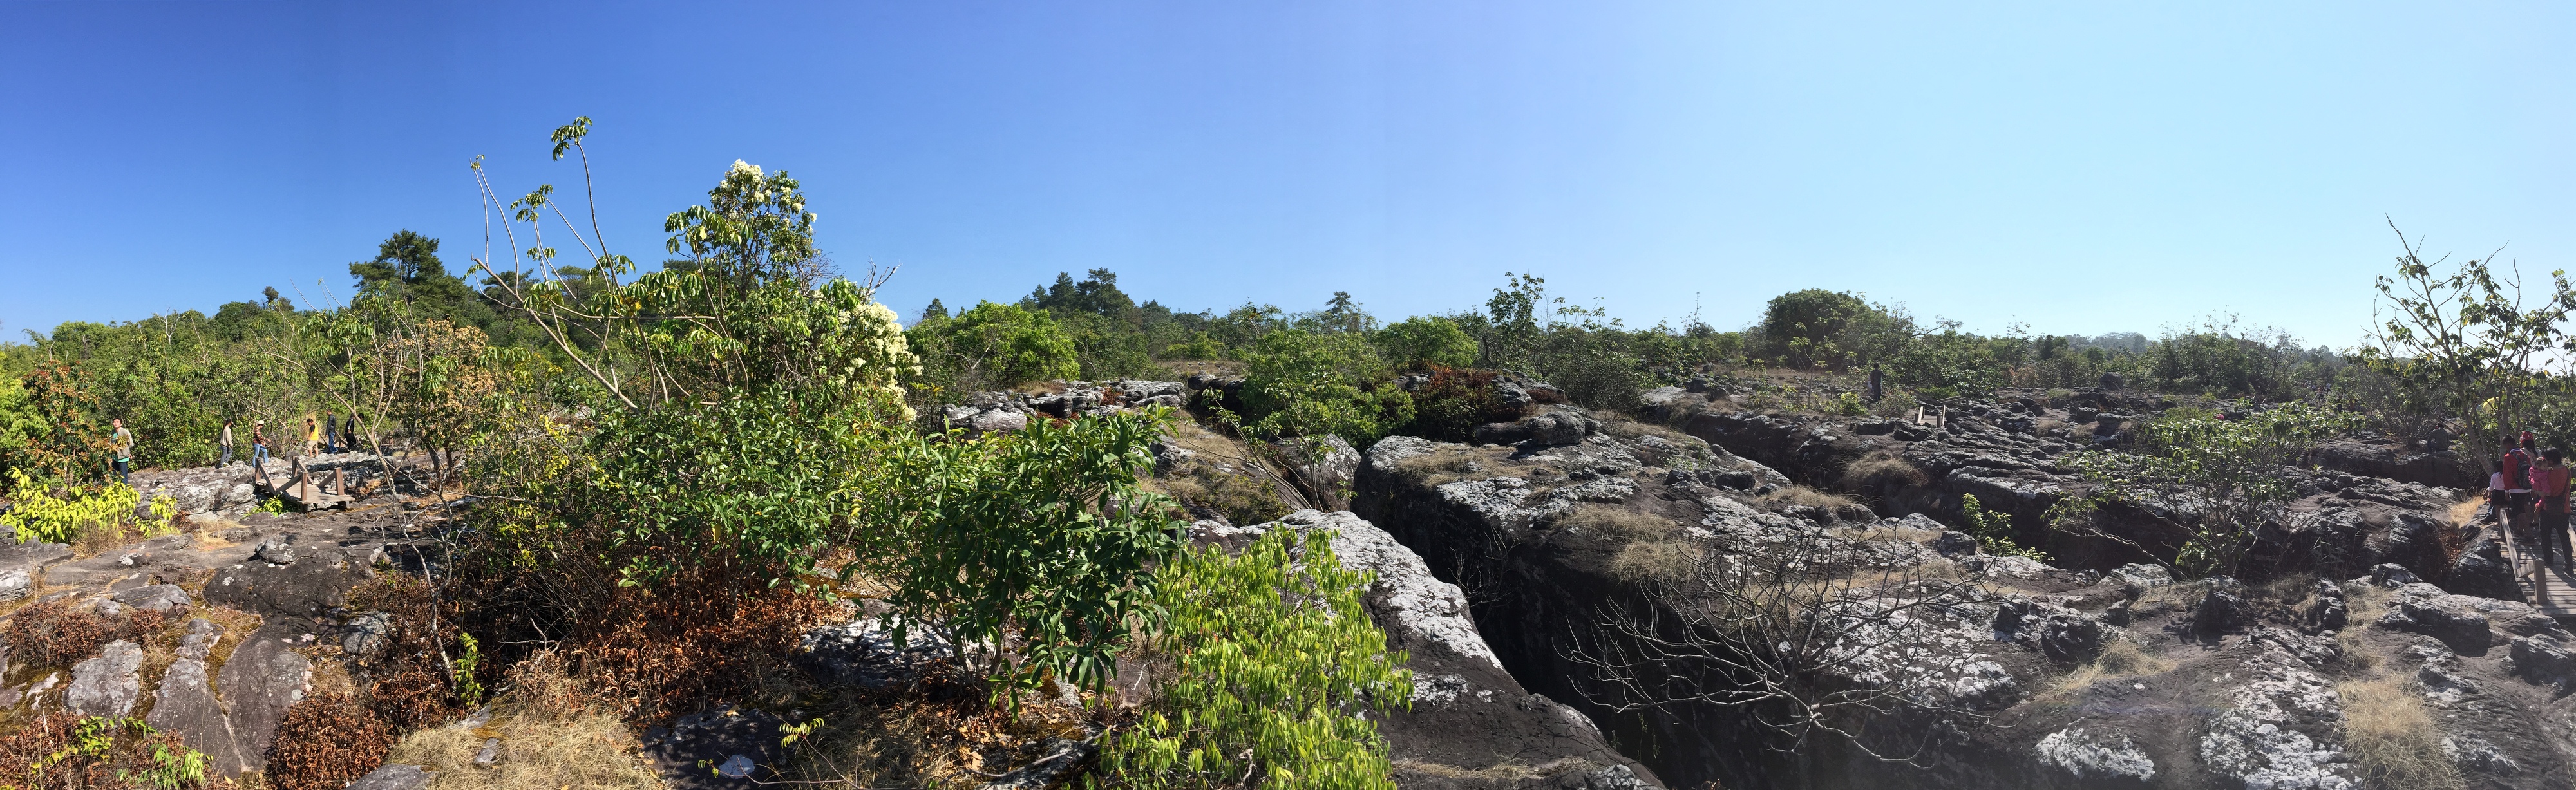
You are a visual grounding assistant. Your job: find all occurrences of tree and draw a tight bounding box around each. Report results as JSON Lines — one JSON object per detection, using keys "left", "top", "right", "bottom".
{"left": 1374, "top": 316, "right": 1478, "bottom": 370}
{"left": 2056, "top": 402, "right": 2358, "bottom": 578}
{"left": 907, "top": 301, "right": 1080, "bottom": 390}
{"left": 350, "top": 230, "right": 497, "bottom": 332}
{"left": 2357, "top": 223, "right": 2576, "bottom": 476}
{"left": 1236, "top": 330, "right": 1412, "bottom": 446}
{"left": 1757, "top": 289, "right": 1873, "bottom": 370}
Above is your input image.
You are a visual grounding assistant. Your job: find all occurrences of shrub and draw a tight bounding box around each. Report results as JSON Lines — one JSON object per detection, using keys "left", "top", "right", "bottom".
{"left": 4, "top": 598, "right": 164, "bottom": 670}
{"left": 1099, "top": 529, "right": 1411, "bottom": 789}
{"left": 2338, "top": 677, "right": 2463, "bottom": 790}
{"left": 1, "top": 469, "right": 141, "bottom": 545}
{"left": 1236, "top": 330, "right": 1414, "bottom": 447}
{"left": 266, "top": 693, "right": 399, "bottom": 790}
{"left": 907, "top": 301, "right": 1081, "bottom": 391}
{"left": 0, "top": 715, "right": 209, "bottom": 789}
{"left": 1959, "top": 493, "right": 2048, "bottom": 562}
{"left": 1402, "top": 366, "right": 1528, "bottom": 442}
{"left": 867, "top": 409, "right": 1188, "bottom": 701}
{"left": 1374, "top": 317, "right": 1477, "bottom": 370}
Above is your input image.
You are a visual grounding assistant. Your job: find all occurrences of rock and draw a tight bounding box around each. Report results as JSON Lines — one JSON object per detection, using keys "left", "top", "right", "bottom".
{"left": 342, "top": 612, "right": 392, "bottom": 656}
{"left": 2195, "top": 583, "right": 2249, "bottom": 635}
{"left": 66, "top": 640, "right": 144, "bottom": 717}
{"left": 1517, "top": 412, "right": 1591, "bottom": 449}
{"left": 218, "top": 625, "right": 316, "bottom": 771}
{"left": 2300, "top": 579, "right": 2348, "bottom": 632}
{"left": 111, "top": 583, "right": 191, "bottom": 614}
{"left": 2443, "top": 537, "right": 2525, "bottom": 602}
{"left": 2109, "top": 563, "right": 2172, "bottom": 588}
{"left": 1931, "top": 530, "right": 1979, "bottom": 558}
{"left": 473, "top": 737, "right": 503, "bottom": 766}
{"left": 2376, "top": 583, "right": 2497, "bottom": 655}
{"left": 2369, "top": 563, "right": 2420, "bottom": 588}
{"left": 149, "top": 620, "right": 249, "bottom": 773}
{"left": 1276, "top": 435, "right": 1362, "bottom": 504}
{"left": 2036, "top": 727, "right": 2155, "bottom": 782}
{"left": 1472, "top": 421, "right": 1535, "bottom": 446}
{"left": 2508, "top": 635, "right": 2574, "bottom": 691}
{"left": 252, "top": 534, "right": 298, "bottom": 565}
{"left": 643, "top": 708, "right": 786, "bottom": 789}
{"left": 0, "top": 569, "right": 28, "bottom": 601}
{"left": 345, "top": 764, "right": 435, "bottom": 790}
{"left": 976, "top": 737, "right": 1098, "bottom": 790}
{"left": 796, "top": 616, "right": 954, "bottom": 688}
{"left": 216, "top": 526, "right": 256, "bottom": 543}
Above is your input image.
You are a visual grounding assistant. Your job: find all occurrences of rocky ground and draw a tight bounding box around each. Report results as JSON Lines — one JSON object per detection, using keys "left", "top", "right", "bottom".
{"left": 11, "top": 377, "right": 2573, "bottom": 789}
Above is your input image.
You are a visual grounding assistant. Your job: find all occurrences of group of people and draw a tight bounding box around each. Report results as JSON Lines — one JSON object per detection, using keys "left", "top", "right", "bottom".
{"left": 2488, "top": 431, "right": 2576, "bottom": 572}
{"left": 107, "top": 413, "right": 365, "bottom": 485}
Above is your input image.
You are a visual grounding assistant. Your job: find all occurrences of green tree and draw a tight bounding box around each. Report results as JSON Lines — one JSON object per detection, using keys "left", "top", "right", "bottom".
{"left": 1372, "top": 316, "right": 1477, "bottom": 370}
{"left": 1236, "top": 330, "right": 1413, "bottom": 446}
{"left": 2357, "top": 225, "right": 2576, "bottom": 476}
{"left": 2057, "top": 402, "right": 2358, "bottom": 578}
{"left": 1757, "top": 289, "right": 1873, "bottom": 370}
{"left": 349, "top": 230, "right": 499, "bottom": 332}
{"left": 907, "top": 301, "right": 1081, "bottom": 391}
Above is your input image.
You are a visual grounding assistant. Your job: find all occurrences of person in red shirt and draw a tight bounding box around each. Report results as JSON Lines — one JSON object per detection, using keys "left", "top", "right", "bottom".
{"left": 2535, "top": 448, "right": 2572, "bottom": 571}
{"left": 2504, "top": 433, "right": 2537, "bottom": 541}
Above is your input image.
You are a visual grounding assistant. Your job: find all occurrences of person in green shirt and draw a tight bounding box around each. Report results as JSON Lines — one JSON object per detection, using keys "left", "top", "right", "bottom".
{"left": 111, "top": 418, "right": 134, "bottom": 484}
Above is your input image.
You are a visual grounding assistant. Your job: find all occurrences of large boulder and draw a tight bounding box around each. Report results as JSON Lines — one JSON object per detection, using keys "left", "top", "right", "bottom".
{"left": 217, "top": 625, "right": 315, "bottom": 771}
{"left": 2376, "top": 583, "right": 2499, "bottom": 654}
{"left": 148, "top": 619, "right": 251, "bottom": 773}
{"left": 2443, "top": 537, "right": 2525, "bottom": 602}
{"left": 65, "top": 640, "right": 144, "bottom": 717}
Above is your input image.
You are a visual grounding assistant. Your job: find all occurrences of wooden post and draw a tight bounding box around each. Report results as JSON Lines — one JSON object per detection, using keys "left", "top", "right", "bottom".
{"left": 333, "top": 467, "right": 346, "bottom": 496}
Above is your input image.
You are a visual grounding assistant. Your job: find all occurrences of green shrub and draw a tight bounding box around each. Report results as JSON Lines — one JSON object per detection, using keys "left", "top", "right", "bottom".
{"left": 1373, "top": 317, "right": 1477, "bottom": 370}
{"left": 1237, "top": 330, "right": 1414, "bottom": 447}
{"left": 1099, "top": 528, "right": 1411, "bottom": 790}
{"left": 1, "top": 469, "right": 141, "bottom": 545}
{"left": 1958, "top": 493, "right": 2047, "bottom": 562}
{"left": 1401, "top": 366, "right": 1528, "bottom": 442}
{"left": 907, "top": 301, "right": 1080, "bottom": 391}
{"left": 867, "top": 408, "right": 1188, "bottom": 699}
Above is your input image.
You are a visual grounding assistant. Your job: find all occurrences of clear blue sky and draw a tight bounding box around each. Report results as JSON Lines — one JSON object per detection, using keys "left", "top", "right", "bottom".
{"left": 3, "top": 1, "right": 2569, "bottom": 348}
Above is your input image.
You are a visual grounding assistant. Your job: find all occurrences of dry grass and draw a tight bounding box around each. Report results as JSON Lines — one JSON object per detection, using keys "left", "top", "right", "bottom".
{"left": 2338, "top": 583, "right": 2391, "bottom": 673}
{"left": 1391, "top": 446, "right": 1504, "bottom": 489}
{"left": 1557, "top": 505, "right": 1698, "bottom": 585}
{"left": 1558, "top": 504, "right": 1678, "bottom": 542}
{"left": 1759, "top": 485, "right": 1877, "bottom": 522}
{"left": 2338, "top": 677, "right": 2465, "bottom": 790}
{"left": 383, "top": 652, "right": 667, "bottom": 790}
{"left": 1839, "top": 451, "right": 1927, "bottom": 489}
{"left": 2047, "top": 638, "right": 2175, "bottom": 697}
{"left": 781, "top": 670, "right": 1095, "bottom": 787}
{"left": 1608, "top": 541, "right": 1701, "bottom": 585}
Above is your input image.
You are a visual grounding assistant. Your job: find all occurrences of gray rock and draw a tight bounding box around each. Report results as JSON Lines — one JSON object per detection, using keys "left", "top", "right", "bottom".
{"left": 2509, "top": 635, "right": 2573, "bottom": 691}
{"left": 2300, "top": 579, "right": 2348, "bottom": 632}
{"left": 2196, "top": 586, "right": 2249, "bottom": 635}
{"left": 2036, "top": 727, "right": 2155, "bottom": 782}
{"left": 342, "top": 612, "right": 392, "bottom": 656}
{"left": 975, "top": 737, "right": 1097, "bottom": 789}
{"left": 0, "top": 569, "right": 28, "bottom": 601}
{"left": 2443, "top": 537, "right": 2524, "bottom": 602}
{"left": 2371, "top": 562, "right": 2421, "bottom": 588}
{"left": 643, "top": 708, "right": 786, "bottom": 789}
{"left": 1518, "top": 412, "right": 1591, "bottom": 448}
{"left": 217, "top": 626, "right": 314, "bottom": 771}
{"left": 473, "top": 737, "right": 503, "bottom": 766}
{"left": 66, "top": 640, "right": 144, "bottom": 717}
{"left": 252, "top": 534, "right": 298, "bottom": 565}
{"left": 1262, "top": 510, "right": 1500, "bottom": 667}
{"left": 2110, "top": 563, "right": 2172, "bottom": 588}
{"left": 149, "top": 620, "right": 249, "bottom": 773}
{"left": 345, "top": 764, "right": 436, "bottom": 790}
{"left": 797, "top": 616, "right": 954, "bottom": 688}
{"left": 112, "top": 583, "right": 191, "bottom": 614}
{"left": 2376, "top": 583, "right": 2496, "bottom": 654}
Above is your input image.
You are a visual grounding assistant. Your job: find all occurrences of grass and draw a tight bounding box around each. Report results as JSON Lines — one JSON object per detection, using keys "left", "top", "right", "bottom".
{"left": 1759, "top": 485, "right": 1877, "bottom": 522}
{"left": 1839, "top": 451, "right": 1926, "bottom": 489}
{"left": 1558, "top": 505, "right": 1698, "bottom": 585}
{"left": 383, "top": 652, "right": 668, "bottom": 790}
{"left": 2046, "top": 638, "right": 2175, "bottom": 697}
{"left": 2337, "top": 677, "right": 2465, "bottom": 790}
{"left": 1389, "top": 445, "right": 1528, "bottom": 489}
{"left": 2338, "top": 583, "right": 2390, "bottom": 673}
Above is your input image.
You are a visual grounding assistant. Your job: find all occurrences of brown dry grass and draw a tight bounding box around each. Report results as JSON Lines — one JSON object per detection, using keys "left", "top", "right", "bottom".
{"left": 781, "top": 668, "right": 1096, "bottom": 787}
{"left": 2046, "top": 638, "right": 2175, "bottom": 697}
{"left": 2338, "top": 583, "right": 2390, "bottom": 673}
{"left": 1558, "top": 504, "right": 1678, "bottom": 542}
{"left": 267, "top": 692, "right": 400, "bottom": 790}
{"left": 1759, "top": 485, "right": 1877, "bottom": 522}
{"left": 383, "top": 652, "right": 667, "bottom": 790}
{"left": 1390, "top": 445, "right": 1508, "bottom": 489}
{"left": 1839, "top": 451, "right": 1927, "bottom": 489}
{"left": 1608, "top": 541, "right": 1700, "bottom": 585}
{"left": 2338, "top": 677, "right": 2464, "bottom": 790}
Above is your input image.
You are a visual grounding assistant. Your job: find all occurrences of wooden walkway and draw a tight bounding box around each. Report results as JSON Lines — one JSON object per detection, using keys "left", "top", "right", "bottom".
{"left": 2493, "top": 519, "right": 2576, "bottom": 622}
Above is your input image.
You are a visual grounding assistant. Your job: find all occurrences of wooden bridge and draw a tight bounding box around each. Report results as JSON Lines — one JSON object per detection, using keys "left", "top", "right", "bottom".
{"left": 2495, "top": 518, "right": 2576, "bottom": 622}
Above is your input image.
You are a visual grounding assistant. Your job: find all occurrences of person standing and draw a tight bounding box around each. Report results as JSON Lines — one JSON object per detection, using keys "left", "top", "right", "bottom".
{"left": 2505, "top": 433, "right": 2537, "bottom": 541}
{"left": 2535, "top": 449, "right": 2572, "bottom": 570}
{"left": 1866, "top": 364, "right": 1885, "bottom": 403}
{"left": 219, "top": 419, "right": 236, "bottom": 466}
{"left": 110, "top": 418, "right": 134, "bottom": 484}
{"left": 251, "top": 420, "right": 269, "bottom": 468}
{"left": 303, "top": 416, "right": 319, "bottom": 457}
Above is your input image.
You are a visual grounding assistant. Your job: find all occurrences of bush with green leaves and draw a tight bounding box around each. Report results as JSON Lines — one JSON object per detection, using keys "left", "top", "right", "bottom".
{"left": 1372, "top": 316, "right": 1477, "bottom": 370}
{"left": 2055, "top": 402, "right": 2357, "bottom": 578}
{"left": 907, "top": 301, "right": 1081, "bottom": 395}
{"left": 865, "top": 408, "right": 1188, "bottom": 699}
{"left": 1099, "top": 527, "right": 1412, "bottom": 790}
{"left": 1957, "top": 493, "right": 2047, "bottom": 562}
{"left": 1236, "top": 330, "right": 1414, "bottom": 447}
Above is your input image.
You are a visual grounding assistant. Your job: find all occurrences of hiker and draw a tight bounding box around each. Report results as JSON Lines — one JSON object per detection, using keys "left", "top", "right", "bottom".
{"left": 1867, "top": 364, "right": 1885, "bottom": 403}
{"left": 341, "top": 417, "right": 360, "bottom": 455}
{"left": 2488, "top": 466, "right": 2508, "bottom": 524}
{"left": 324, "top": 413, "right": 338, "bottom": 454}
{"left": 2504, "top": 433, "right": 2537, "bottom": 540}
{"left": 2536, "top": 448, "right": 2573, "bottom": 570}
{"left": 303, "top": 416, "right": 319, "bottom": 457}
{"left": 111, "top": 419, "right": 133, "bottom": 484}
{"left": 219, "top": 419, "right": 236, "bottom": 466}
{"left": 251, "top": 420, "right": 269, "bottom": 468}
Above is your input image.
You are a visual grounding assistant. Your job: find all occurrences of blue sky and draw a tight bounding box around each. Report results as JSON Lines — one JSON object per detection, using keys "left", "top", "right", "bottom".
{"left": 3, "top": 1, "right": 2569, "bottom": 348}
